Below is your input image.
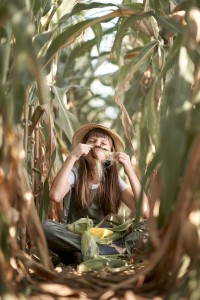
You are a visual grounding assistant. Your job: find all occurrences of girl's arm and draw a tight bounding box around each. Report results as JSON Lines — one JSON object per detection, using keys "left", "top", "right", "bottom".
{"left": 49, "top": 143, "right": 93, "bottom": 202}
{"left": 115, "top": 152, "right": 149, "bottom": 218}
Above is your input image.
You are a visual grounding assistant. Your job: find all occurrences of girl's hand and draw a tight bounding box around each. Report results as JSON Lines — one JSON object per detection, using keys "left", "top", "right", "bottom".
{"left": 114, "top": 152, "right": 132, "bottom": 174}
{"left": 70, "top": 143, "right": 94, "bottom": 160}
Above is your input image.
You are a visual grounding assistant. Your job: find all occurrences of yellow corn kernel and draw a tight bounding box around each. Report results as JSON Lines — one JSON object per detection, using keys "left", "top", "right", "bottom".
{"left": 89, "top": 227, "right": 113, "bottom": 238}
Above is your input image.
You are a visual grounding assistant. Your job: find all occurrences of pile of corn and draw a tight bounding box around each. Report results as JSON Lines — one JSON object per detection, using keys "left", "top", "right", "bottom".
{"left": 66, "top": 217, "right": 134, "bottom": 270}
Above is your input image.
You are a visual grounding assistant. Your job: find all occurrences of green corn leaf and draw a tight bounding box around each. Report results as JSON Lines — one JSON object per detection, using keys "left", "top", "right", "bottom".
{"left": 51, "top": 0, "right": 76, "bottom": 24}
{"left": 91, "top": 23, "right": 103, "bottom": 53}
{"left": 59, "top": 1, "right": 143, "bottom": 23}
{"left": 111, "top": 11, "right": 152, "bottom": 63}
{"left": 116, "top": 40, "right": 158, "bottom": 93}
{"left": 153, "top": 13, "right": 183, "bottom": 35}
{"left": 39, "top": 178, "right": 50, "bottom": 223}
{"left": 52, "top": 85, "right": 77, "bottom": 143}
{"left": 42, "top": 8, "right": 141, "bottom": 66}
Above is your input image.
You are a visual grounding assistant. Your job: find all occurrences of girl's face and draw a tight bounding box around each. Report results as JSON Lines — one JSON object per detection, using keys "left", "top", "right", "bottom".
{"left": 84, "top": 129, "right": 113, "bottom": 163}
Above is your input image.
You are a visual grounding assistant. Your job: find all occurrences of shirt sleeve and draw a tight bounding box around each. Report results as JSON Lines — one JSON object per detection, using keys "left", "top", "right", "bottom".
{"left": 118, "top": 176, "right": 128, "bottom": 192}
{"left": 68, "top": 167, "right": 78, "bottom": 187}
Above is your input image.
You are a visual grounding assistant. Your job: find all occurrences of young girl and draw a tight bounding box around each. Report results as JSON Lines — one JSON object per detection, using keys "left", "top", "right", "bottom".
{"left": 43, "top": 123, "right": 149, "bottom": 261}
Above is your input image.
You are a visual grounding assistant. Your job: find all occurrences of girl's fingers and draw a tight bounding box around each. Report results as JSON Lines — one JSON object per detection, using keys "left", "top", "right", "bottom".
{"left": 114, "top": 152, "right": 129, "bottom": 159}
{"left": 73, "top": 143, "right": 94, "bottom": 158}
{"left": 81, "top": 144, "right": 94, "bottom": 156}
{"left": 114, "top": 152, "right": 131, "bottom": 165}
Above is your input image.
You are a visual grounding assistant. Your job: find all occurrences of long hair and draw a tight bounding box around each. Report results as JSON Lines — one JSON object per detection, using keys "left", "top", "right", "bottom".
{"left": 75, "top": 128, "right": 121, "bottom": 215}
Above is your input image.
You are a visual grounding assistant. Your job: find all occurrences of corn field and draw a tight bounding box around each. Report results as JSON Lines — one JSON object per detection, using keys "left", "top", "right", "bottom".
{"left": 0, "top": 0, "right": 200, "bottom": 299}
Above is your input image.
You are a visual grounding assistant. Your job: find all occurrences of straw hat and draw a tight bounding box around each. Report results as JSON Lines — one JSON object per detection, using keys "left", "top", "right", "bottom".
{"left": 72, "top": 123, "right": 125, "bottom": 152}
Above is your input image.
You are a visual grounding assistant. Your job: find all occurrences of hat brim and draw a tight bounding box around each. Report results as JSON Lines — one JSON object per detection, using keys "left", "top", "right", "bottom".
{"left": 72, "top": 123, "right": 125, "bottom": 152}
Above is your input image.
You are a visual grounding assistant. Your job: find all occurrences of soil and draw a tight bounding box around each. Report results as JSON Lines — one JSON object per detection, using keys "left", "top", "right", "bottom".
{"left": 17, "top": 262, "right": 160, "bottom": 300}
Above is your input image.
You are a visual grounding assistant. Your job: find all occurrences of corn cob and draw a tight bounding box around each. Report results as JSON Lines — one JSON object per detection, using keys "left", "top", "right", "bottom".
{"left": 89, "top": 227, "right": 113, "bottom": 238}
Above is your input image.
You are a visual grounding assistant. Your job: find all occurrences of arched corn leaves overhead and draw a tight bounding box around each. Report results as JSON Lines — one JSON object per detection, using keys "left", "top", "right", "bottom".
{"left": 0, "top": 0, "right": 200, "bottom": 298}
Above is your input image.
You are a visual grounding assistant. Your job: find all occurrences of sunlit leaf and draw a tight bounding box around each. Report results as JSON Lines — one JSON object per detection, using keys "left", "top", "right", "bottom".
{"left": 116, "top": 40, "right": 158, "bottom": 94}
{"left": 145, "top": 89, "right": 159, "bottom": 149}
{"left": 91, "top": 23, "right": 103, "bottom": 53}
{"left": 154, "top": 13, "right": 183, "bottom": 35}
{"left": 0, "top": 25, "right": 12, "bottom": 84}
{"left": 52, "top": 86, "right": 77, "bottom": 142}
{"left": 42, "top": 8, "right": 139, "bottom": 66}
{"left": 51, "top": 0, "right": 76, "bottom": 23}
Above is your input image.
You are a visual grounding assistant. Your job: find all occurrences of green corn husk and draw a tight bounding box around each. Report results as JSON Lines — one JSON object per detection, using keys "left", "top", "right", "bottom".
{"left": 81, "top": 231, "right": 99, "bottom": 261}
{"left": 66, "top": 217, "right": 93, "bottom": 235}
{"left": 92, "top": 231, "right": 125, "bottom": 245}
{"left": 78, "top": 256, "right": 128, "bottom": 273}
{"left": 111, "top": 218, "right": 133, "bottom": 232}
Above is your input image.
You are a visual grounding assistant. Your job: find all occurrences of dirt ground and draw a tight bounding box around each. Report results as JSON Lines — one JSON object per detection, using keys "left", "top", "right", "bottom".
{"left": 15, "top": 229, "right": 164, "bottom": 300}
{"left": 17, "top": 262, "right": 163, "bottom": 300}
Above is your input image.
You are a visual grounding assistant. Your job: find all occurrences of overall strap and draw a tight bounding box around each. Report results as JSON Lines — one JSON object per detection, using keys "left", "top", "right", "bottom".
{"left": 62, "top": 168, "right": 77, "bottom": 223}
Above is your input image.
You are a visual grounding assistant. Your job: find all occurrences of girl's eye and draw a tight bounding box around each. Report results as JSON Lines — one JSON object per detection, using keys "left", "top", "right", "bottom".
{"left": 102, "top": 144, "right": 109, "bottom": 148}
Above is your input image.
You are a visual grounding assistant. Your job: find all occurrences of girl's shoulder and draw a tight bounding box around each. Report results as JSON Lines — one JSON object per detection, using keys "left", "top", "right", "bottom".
{"left": 118, "top": 176, "right": 128, "bottom": 192}
{"left": 71, "top": 167, "right": 78, "bottom": 176}
{"left": 68, "top": 167, "right": 78, "bottom": 186}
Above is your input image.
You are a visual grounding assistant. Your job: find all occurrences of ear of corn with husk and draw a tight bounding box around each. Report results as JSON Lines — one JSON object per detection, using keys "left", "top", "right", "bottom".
{"left": 92, "top": 219, "right": 133, "bottom": 244}
{"left": 111, "top": 218, "right": 133, "bottom": 232}
{"left": 66, "top": 217, "right": 93, "bottom": 234}
{"left": 78, "top": 256, "right": 128, "bottom": 273}
{"left": 81, "top": 231, "right": 99, "bottom": 261}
